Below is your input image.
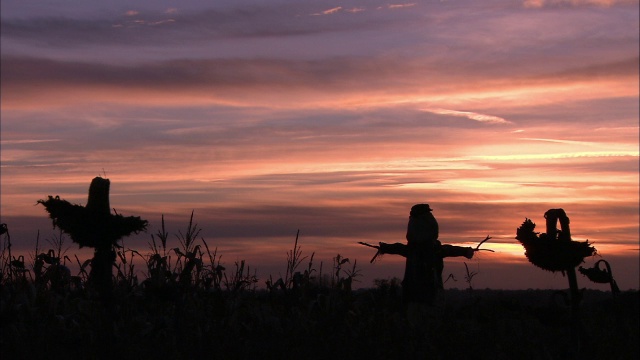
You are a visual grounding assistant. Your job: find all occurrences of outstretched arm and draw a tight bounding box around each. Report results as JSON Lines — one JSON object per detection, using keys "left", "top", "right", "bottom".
{"left": 378, "top": 242, "right": 410, "bottom": 257}
{"left": 440, "top": 236, "right": 494, "bottom": 259}
{"left": 440, "top": 245, "right": 474, "bottom": 259}
{"left": 358, "top": 241, "right": 409, "bottom": 263}
{"left": 366, "top": 242, "right": 472, "bottom": 259}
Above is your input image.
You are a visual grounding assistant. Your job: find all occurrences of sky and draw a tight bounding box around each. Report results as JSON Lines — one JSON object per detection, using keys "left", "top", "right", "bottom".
{"left": 1, "top": 0, "right": 638, "bottom": 291}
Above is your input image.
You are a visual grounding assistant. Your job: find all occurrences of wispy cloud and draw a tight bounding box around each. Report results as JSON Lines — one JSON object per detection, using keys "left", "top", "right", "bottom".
{"left": 421, "top": 108, "right": 512, "bottom": 124}
{"left": 523, "top": 0, "right": 636, "bottom": 8}
{"left": 474, "top": 151, "right": 639, "bottom": 161}
{"left": 519, "top": 138, "right": 603, "bottom": 146}
{"left": 0, "top": 139, "right": 61, "bottom": 145}
{"left": 311, "top": 7, "right": 343, "bottom": 16}
{"left": 388, "top": 3, "right": 417, "bottom": 9}
{"left": 5, "top": 53, "right": 634, "bottom": 112}
{"left": 310, "top": 3, "right": 417, "bottom": 16}
{"left": 1, "top": 3, "right": 417, "bottom": 48}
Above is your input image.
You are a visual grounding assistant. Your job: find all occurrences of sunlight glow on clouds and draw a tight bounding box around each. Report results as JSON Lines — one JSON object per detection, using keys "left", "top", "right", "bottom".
{"left": 1, "top": 0, "right": 638, "bottom": 290}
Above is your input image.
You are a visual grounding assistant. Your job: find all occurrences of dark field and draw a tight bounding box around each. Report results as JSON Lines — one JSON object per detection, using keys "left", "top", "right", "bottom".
{"left": 1, "top": 279, "right": 637, "bottom": 360}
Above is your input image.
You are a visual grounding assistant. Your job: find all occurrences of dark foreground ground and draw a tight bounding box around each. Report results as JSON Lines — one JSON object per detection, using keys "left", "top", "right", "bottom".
{"left": 1, "top": 283, "right": 637, "bottom": 360}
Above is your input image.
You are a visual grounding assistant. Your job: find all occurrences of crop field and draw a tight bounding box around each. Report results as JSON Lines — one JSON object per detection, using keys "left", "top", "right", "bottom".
{"left": 1, "top": 219, "right": 637, "bottom": 360}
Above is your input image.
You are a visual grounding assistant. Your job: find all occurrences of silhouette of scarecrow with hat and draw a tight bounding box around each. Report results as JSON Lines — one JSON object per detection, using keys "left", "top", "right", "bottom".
{"left": 362, "top": 204, "right": 477, "bottom": 308}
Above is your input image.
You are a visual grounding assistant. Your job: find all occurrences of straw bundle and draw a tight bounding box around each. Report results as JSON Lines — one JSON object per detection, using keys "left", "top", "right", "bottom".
{"left": 38, "top": 177, "right": 147, "bottom": 248}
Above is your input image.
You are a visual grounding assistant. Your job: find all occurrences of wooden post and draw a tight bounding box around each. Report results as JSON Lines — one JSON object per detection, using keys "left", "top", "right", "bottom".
{"left": 86, "top": 177, "right": 115, "bottom": 306}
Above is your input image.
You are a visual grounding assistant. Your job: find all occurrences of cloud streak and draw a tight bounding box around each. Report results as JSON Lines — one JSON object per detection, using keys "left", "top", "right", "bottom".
{"left": 421, "top": 108, "right": 512, "bottom": 124}
{"left": 2, "top": 54, "right": 636, "bottom": 112}
{"left": 1, "top": 2, "right": 423, "bottom": 48}
{"left": 523, "top": 0, "right": 637, "bottom": 8}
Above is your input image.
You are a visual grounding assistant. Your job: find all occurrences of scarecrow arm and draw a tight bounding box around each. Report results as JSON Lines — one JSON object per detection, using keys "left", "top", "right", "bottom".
{"left": 369, "top": 242, "right": 476, "bottom": 259}
{"left": 441, "top": 245, "right": 475, "bottom": 259}
{"left": 378, "top": 242, "right": 410, "bottom": 257}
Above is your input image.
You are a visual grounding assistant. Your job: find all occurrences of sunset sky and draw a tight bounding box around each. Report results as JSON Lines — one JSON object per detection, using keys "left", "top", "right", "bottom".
{"left": 1, "top": 0, "right": 638, "bottom": 290}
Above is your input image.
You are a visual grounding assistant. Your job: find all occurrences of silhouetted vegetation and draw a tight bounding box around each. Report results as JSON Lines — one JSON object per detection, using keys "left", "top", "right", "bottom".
{"left": 0, "top": 183, "right": 636, "bottom": 359}
{"left": 515, "top": 208, "right": 629, "bottom": 359}
{"left": 0, "top": 220, "right": 636, "bottom": 359}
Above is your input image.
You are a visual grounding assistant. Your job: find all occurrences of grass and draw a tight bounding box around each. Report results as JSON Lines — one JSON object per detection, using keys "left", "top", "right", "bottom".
{"left": 0, "top": 217, "right": 638, "bottom": 360}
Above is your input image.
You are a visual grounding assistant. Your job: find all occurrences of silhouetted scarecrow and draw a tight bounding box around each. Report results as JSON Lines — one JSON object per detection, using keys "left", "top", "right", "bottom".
{"left": 362, "top": 204, "right": 476, "bottom": 307}
{"left": 38, "top": 177, "right": 147, "bottom": 306}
